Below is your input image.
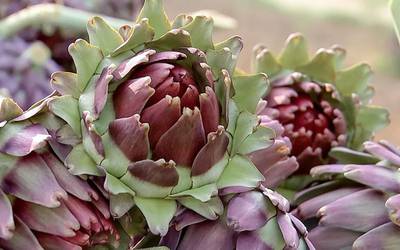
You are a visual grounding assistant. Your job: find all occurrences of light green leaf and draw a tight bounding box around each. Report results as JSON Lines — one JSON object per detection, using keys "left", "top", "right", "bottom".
{"left": 232, "top": 73, "right": 269, "bottom": 113}
{"left": 68, "top": 39, "right": 103, "bottom": 92}
{"left": 297, "top": 49, "right": 336, "bottom": 83}
{"left": 230, "top": 111, "right": 259, "bottom": 155}
{"left": 238, "top": 126, "right": 274, "bottom": 155}
{"left": 329, "top": 147, "right": 380, "bottom": 164}
{"left": 172, "top": 14, "right": 193, "bottom": 29}
{"left": 279, "top": 33, "right": 309, "bottom": 69}
{"left": 48, "top": 96, "right": 81, "bottom": 136}
{"left": 101, "top": 132, "right": 130, "bottom": 177}
{"left": 136, "top": 0, "right": 171, "bottom": 39}
{"left": 110, "top": 193, "right": 135, "bottom": 218}
{"left": 0, "top": 97, "right": 23, "bottom": 123}
{"left": 335, "top": 63, "right": 372, "bottom": 97}
{"left": 145, "top": 28, "right": 191, "bottom": 51}
{"left": 104, "top": 172, "right": 135, "bottom": 196}
{"left": 257, "top": 217, "right": 285, "bottom": 249}
{"left": 171, "top": 166, "right": 192, "bottom": 194}
{"left": 87, "top": 16, "right": 124, "bottom": 55}
{"left": 65, "top": 144, "right": 102, "bottom": 176}
{"left": 206, "top": 47, "right": 234, "bottom": 77}
{"left": 351, "top": 106, "right": 390, "bottom": 149}
{"left": 169, "top": 183, "right": 217, "bottom": 202}
{"left": 50, "top": 72, "right": 80, "bottom": 98}
{"left": 178, "top": 196, "right": 223, "bottom": 220}
{"left": 182, "top": 16, "right": 214, "bottom": 51}
{"left": 217, "top": 155, "right": 264, "bottom": 190}
{"left": 134, "top": 196, "right": 176, "bottom": 236}
{"left": 112, "top": 18, "right": 155, "bottom": 56}
{"left": 252, "top": 46, "right": 282, "bottom": 77}
{"left": 191, "top": 153, "right": 229, "bottom": 188}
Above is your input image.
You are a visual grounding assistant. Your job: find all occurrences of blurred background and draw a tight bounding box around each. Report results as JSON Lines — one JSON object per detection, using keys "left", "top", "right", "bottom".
{"left": 165, "top": 0, "right": 400, "bottom": 144}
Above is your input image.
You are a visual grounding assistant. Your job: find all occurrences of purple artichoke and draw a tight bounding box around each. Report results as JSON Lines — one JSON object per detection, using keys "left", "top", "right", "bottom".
{"left": 292, "top": 141, "right": 400, "bottom": 249}
{"left": 252, "top": 34, "right": 389, "bottom": 174}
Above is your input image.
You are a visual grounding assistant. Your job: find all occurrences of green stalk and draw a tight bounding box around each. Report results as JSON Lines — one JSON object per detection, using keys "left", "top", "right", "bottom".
{"left": 0, "top": 3, "right": 134, "bottom": 38}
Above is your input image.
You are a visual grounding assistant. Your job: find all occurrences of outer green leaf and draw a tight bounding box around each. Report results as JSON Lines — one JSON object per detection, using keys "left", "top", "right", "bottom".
{"left": 68, "top": 39, "right": 103, "bottom": 92}
{"left": 104, "top": 172, "right": 135, "bottom": 196}
{"left": 279, "top": 33, "right": 309, "bottom": 69}
{"left": 110, "top": 193, "right": 135, "bottom": 218}
{"left": 232, "top": 74, "right": 269, "bottom": 113}
{"left": 100, "top": 131, "right": 128, "bottom": 176}
{"left": 87, "top": 16, "right": 124, "bottom": 55}
{"left": 215, "top": 70, "right": 232, "bottom": 120}
{"left": 172, "top": 14, "right": 193, "bottom": 29}
{"left": 50, "top": 72, "right": 80, "bottom": 98}
{"left": 182, "top": 16, "right": 214, "bottom": 51}
{"left": 136, "top": 0, "right": 171, "bottom": 39}
{"left": 79, "top": 75, "right": 97, "bottom": 115}
{"left": 0, "top": 97, "right": 23, "bottom": 123}
{"left": 145, "top": 29, "right": 191, "bottom": 51}
{"left": 171, "top": 166, "right": 191, "bottom": 194}
{"left": 134, "top": 196, "right": 176, "bottom": 236}
{"left": 112, "top": 18, "right": 155, "bottom": 56}
{"left": 64, "top": 144, "right": 102, "bottom": 176}
{"left": 238, "top": 126, "right": 274, "bottom": 155}
{"left": 48, "top": 96, "right": 81, "bottom": 136}
{"left": 217, "top": 155, "right": 264, "bottom": 190}
{"left": 351, "top": 106, "right": 390, "bottom": 148}
{"left": 230, "top": 111, "right": 259, "bottom": 155}
{"left": 169, "top": 183, "right": 218, "bottom": 202}
{"left": 206, "top": 47, "right": 234, "bottom": 77}
{"left": 297, "top": 49, "right": 336, "bottom": 83}
{"left": 335, "top": 63, "right": 372, "bottom": 97}
{"left": 252, "top": 46, "right": 282, "bottom": 77}
{"left": 329, "top": 147, "right": 380, "bottom": 164}
{"left": 191, "top": 153, "right": 229, "bottom": 188}
{"left": 178, "top": 196, "right": 223, "bottom": 220}
{"left": 257, "top": 217, "right": 285, "bottom": 249}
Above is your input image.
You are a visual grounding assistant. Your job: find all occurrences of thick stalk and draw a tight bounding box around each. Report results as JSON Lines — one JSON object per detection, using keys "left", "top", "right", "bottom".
{"left": 0, "top": 3, "right": 134, "bottom": 38}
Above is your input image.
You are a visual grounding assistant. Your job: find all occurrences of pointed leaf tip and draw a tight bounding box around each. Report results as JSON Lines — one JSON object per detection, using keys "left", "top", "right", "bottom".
{"left": 137, "top": 0, "right": 171, "bottom": 39}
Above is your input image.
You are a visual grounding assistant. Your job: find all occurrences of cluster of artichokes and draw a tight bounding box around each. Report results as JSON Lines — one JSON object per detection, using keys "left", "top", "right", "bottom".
{"left": 0, "top": 0, "right": 398, "bottom": 249}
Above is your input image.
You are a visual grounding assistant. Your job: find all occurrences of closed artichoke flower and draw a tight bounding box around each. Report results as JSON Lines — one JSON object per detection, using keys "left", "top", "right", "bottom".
{"left": 160, "top": 186, "right": 314, "bottom": 250}
{"left": 0, "top": 37, "right": 61, "bottom": 110}
{"left": 0, "top": 119, "right": 119, "bottom": 249}
{"left": 292, "top": 141, "right": 400, "bottom": 249}
{"left": 43, "top": 0, "right": 275, "bottom": 239}
{"left": 252, "top": 33, "right": 389, "bottom": 174}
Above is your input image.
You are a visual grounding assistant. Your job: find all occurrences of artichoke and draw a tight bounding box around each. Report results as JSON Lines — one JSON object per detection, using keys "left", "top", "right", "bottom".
{"left": 292, "top": 141, "right": 400, "bottom": 249}
{"left": 160, "top": 186, "right": 314, "bottom": 250}
{"left": 252, "top": 34, "right": 389, "bottom": 174}
{"left": 0, "top": 114, "right": 119, "bottom": 249}
{"left": 6, "top": 0, "right": 312, "bottom": 247}
{"left": 0, "top": 37, "right": 61, "bottom": 110}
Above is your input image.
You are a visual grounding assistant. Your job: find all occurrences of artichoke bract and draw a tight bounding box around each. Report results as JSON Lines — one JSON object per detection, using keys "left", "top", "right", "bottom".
{"left": 292, "top": 141, "right": 400, "bottom": 249}
{"left": 0, "top": 115, "right": 119, "bottom": 249}
{"left": 252, "top": 34, "right": 389, "bottom": 174}
{"left": 160, "top": 186, "right": 314, "bottom": 250}
{"left": 0, "top": 37, "right": 61, "bottom": 110}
